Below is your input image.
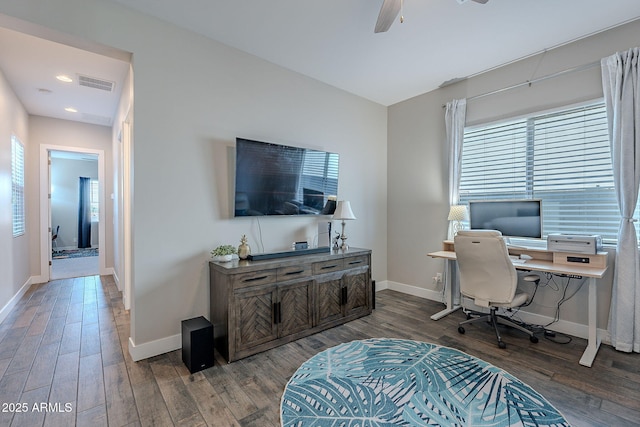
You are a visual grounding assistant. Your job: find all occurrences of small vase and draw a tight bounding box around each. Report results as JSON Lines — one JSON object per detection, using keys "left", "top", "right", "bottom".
{"left": 238, "top": 235, "right": 251, "bottom": 260}
{"left": 213, "top": 254, "right": 233, "bottom": 262}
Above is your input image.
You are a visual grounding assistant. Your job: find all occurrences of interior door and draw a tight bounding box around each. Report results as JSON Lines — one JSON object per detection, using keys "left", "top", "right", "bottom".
{"left": 47, "top": 150, "right": 53, "bottom": 279}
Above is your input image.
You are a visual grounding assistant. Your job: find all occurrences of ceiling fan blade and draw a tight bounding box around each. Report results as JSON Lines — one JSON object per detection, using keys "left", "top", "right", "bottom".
{"left": 374, "top": 0, "right": 402, "bottom": 33}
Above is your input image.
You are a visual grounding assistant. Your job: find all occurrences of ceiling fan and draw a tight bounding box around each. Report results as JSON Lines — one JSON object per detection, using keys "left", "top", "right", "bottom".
{"left": 374, "top": 0, "right": 489, "bottom": 33}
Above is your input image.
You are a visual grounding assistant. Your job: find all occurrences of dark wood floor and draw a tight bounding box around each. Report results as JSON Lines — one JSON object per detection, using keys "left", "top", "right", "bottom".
{"left": 0, "top": 276, "right": 639, "bottom": 426}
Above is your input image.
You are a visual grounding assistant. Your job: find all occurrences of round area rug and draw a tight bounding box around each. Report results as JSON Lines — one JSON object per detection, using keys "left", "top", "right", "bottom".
{"left": 281, "top": 338, "right": 569, "bottom": 426}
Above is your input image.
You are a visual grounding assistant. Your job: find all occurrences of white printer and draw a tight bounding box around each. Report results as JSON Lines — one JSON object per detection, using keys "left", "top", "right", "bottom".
{"left": 547, "top": 234, "right": 603, "bottom": 255}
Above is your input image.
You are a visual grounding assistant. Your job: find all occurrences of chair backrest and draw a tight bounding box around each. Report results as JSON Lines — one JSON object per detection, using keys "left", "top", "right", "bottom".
{"left": 454, "top": 229, "right": 518, "bottom": 307}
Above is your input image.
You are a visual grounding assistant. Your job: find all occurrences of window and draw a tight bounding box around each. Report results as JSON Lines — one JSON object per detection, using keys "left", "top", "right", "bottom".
{"left": 11, "top": 135, "right": 25, "bottom": 237}
{"left": 90, "top": 180, "right": 99, "bottom": 222}
{"left": 459, "top": 101, "right": 637, "bottom": 244}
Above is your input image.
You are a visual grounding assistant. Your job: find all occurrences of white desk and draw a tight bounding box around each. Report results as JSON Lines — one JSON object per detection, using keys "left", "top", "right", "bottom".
{"left": 428, "top": 242, "right": 608, "bottom": 367}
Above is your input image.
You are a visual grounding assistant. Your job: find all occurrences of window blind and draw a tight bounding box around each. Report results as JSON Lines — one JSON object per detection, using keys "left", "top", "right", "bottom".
{"left": 459, "top": 102, "right": 637, "bottom": 244}
{"left": 11, "top": 135, "right": 25, "bottom": 237}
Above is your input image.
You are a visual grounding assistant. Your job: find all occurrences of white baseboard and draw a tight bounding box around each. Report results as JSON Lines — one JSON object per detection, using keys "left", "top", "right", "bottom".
{"left": 128, "top": 334, "right": 181, "bottom": 362}
{"left": 126, "top": 280, "right": 608, "bottom": 361}
{"left": 382, "top": 281, "right": 608, "bottom": 343}
{"left": 32, "top": 275, "right": 48, "bottom": 285}
{"left": 382, "top": 280, "right": 444, "bottom": 302}
{"left": 112, "top": 270, "right": 121, "bottom": 291}
{"left": 0, "top": 277, "right": 33, "bottom": 325}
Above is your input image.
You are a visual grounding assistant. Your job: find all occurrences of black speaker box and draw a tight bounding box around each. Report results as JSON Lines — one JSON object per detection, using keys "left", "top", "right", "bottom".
{"left": 181, "top": 316, "right": 214, "bottom": 373}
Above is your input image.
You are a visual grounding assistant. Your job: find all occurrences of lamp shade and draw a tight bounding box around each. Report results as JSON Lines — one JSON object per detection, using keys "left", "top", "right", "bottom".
{"left": 447, "top": 205, "right": 468, "bottom": 221}
{"left": 333, "top": 201, "right": 356, "bottom": 220}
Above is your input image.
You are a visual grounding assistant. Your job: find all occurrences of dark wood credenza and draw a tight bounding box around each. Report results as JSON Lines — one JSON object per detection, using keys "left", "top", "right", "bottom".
{"left": 209, "top": 248, "right": 372, "bottom": 362}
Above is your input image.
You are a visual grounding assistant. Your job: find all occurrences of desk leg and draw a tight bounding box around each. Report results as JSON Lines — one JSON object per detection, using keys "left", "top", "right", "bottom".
{"left": 579, "top": 277, "right": 601, "bottom": 367}
{"left": 430, "top": 258, "right": 461, "bottom": 320}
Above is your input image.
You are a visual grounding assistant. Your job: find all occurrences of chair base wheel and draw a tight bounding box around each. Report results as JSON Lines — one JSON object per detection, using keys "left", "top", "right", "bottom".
{"left": 530, "top": 335, "right": 539, "bottom": 343}
{"left": 498, "top": 341, "right": 506, "bottom": 349}
{"left": 458, "top": 326, "right": 465, "bottom": 334}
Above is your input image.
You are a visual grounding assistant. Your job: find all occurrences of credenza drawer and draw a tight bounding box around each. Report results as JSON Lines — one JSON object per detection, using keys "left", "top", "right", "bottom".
{"left": 278, "top": 264, "right": 312, "bottom": 281}
{"left": 344, "top": 255, "right": 369, "bottom": 269}
{"left": 313, "top": 259, "right": 345, "bottom": 275}
{"left": 231, "top": 269, "right": 277, "bottom": 289}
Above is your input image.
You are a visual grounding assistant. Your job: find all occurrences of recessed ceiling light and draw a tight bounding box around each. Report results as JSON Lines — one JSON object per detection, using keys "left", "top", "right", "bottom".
{"left": 64, "top": 107, "right": 78, "bottom": 113}
{"left": 56, "top": 75, "right": 73, "bottom": 83}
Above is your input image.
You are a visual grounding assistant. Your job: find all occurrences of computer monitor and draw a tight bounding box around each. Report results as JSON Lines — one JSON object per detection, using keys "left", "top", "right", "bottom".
{"left": 468, "top": 199, "right": 542, "bottom": 239}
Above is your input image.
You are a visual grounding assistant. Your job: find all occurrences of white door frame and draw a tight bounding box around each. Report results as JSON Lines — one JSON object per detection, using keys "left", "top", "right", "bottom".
{"left": 39, "top": 144, "right": 107, "bottom": 283}
{"left": 122, "top": 115, "right": 133, "bottom": 310}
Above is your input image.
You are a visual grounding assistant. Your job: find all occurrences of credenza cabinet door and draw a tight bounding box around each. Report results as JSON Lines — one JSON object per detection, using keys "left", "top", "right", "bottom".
{"left": 316, "top": 274, "right": 344, "bottom": 326}
{"left": 278, "top": 280, "right": 313, "bottom": 338}
{"left": 234, "top": 285, "right": 278, "bottom": 351}
{"left": 344, "top": 267, "right": 369, "bottom": 318}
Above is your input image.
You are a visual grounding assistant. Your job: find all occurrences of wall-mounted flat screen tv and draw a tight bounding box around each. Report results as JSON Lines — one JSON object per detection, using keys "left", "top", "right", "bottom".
{"left": 468, "top": 199, "right": 542, "bottom": 239}
{"left": 234, "top": 138, "right": 339, "bottom": 217}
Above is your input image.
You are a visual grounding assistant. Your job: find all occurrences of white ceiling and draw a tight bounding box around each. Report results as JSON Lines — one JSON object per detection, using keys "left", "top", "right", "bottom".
{"left": 0, "top": 25, "right": 129, "bottom": 127}
{"left": 107, "top": 0, "right": 640, "bottom": 105}
{"left": 1, "top": 0, "right": 639, "bottom": 129}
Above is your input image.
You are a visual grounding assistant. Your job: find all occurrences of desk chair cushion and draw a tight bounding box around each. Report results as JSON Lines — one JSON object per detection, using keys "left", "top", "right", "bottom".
{"left": 454, "top": 230, "right": 523, "bottom": 307}
{"left": 455, "top": 229, "right": 537, "bottom": 348}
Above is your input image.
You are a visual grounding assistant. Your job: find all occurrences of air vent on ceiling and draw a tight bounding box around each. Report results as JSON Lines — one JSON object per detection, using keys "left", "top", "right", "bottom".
{"left": 78, "top": 74, "right": 115, "bottom": 92}
{"left": 82, "top": 113, "right": 113, "bottom": 126}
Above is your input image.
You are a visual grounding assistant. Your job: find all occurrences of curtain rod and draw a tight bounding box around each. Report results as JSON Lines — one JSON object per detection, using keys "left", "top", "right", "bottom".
{"left": 442, "top": 60, "right": 600, "bottom": 107}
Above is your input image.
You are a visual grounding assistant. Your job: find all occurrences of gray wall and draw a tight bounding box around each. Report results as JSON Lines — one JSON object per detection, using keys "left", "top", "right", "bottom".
{"left": 387, "top": 20, "right": 640, "bottom": 336}
{"left": 0, "top": 0, "right": 388, "bottom": 358}
{"left": 0, "top": 67, "right": 29, "bottom": 322}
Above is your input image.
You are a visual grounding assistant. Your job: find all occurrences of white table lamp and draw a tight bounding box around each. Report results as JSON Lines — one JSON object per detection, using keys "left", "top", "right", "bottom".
{"left": 448, "top": 205, "right": 468, "bottom": 236}
{"left": 333, "top": 201, "right": 356, "bottom": 250}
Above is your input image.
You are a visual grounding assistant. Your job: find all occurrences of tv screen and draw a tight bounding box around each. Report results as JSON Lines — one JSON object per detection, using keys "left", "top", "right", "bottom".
{"left": 234, "top": 138, "right": 339, "bottom": 217}
{"left": 468, "top": 199, "right": 542, "bottom": 239}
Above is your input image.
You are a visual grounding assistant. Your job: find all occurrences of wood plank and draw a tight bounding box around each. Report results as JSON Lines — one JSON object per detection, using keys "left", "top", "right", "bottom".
{"left": 76, "top": 404, "right": 107, "bottom": 427}
{"left": 80, "top": 321, "right": 101, "bottom": 357}
{"left": 77, "top": 353, "right": 105, "bottom": 412}
{"left": 103, "top": 361, "right": 139, "bottom": 426}
{"left": 24, "top": 341, "right": 59, "bottom": 391}
{"left": 11, "top": 385, "right": 50, "bottom": 427}
{"left": 131, "top": 380, "right": 174, "bottom": 427}
{"left": 44, "top": 351, "right": 79, "bottom": 427}
{"left": 149, "top": 356, "right": 207, "bottom": 425}
{"left": 58, "top": 321, "right": 82, "bottom": 355}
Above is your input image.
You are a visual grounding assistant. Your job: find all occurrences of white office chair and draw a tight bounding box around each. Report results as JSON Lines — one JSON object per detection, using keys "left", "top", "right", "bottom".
{"left": 454, "top": 229, "right": 539, "bottom": 349}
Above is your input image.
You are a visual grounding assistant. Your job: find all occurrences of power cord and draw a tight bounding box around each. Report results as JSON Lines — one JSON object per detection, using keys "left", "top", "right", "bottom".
{"left": 503, "top": 273, "right": 585, "bottom": 345}
{"left": 255, "top": 217, "right": 265, "bottom": 253}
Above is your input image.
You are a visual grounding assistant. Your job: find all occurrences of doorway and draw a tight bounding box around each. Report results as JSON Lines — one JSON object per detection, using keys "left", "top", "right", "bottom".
{"left": 40, "top": 145, "right": 106, "bottom": 282}
{"left": 49, "top": 150, "right": 100, "bottom": 279}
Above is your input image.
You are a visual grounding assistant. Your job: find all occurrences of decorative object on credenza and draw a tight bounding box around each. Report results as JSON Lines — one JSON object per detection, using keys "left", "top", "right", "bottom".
{"left": 448, "top": 204, "right": 468, "bottom": 236}
{"left": 333, "top": 200, "right": 356, "bottom": 250}
{"left": 281, "top": 338, "right": 569, "bottom": 427}
{"left": 237, "top": 235, "right": 251, "bottom": 260}
{"left": 211, "top": 244, "right": 237, "bottom": 262}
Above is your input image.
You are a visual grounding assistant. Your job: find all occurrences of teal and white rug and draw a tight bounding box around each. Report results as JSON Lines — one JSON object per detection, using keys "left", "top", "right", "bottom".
{"left": 281, "top": 338, "right": 569, "bottom": 426}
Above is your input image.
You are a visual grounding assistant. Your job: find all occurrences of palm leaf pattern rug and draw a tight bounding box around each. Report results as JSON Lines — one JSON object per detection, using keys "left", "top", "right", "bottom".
{"left": 281, "top": 338, "right": 569, "bottom": 426}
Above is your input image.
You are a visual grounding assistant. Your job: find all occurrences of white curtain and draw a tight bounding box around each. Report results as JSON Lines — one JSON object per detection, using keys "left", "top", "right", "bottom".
{"left": 601, "top": 48, "right": 640, "bottom": 353}
{"left": 445, "top": 98, "right": 467, "bottom": 239}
